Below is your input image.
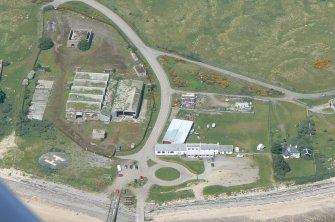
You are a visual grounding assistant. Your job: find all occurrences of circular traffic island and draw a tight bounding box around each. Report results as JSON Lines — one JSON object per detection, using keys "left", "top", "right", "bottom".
{"left": 155, "top": 167, "right": 180, "bottom": 181}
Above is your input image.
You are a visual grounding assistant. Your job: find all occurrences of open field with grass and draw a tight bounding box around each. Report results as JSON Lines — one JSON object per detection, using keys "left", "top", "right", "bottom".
{"left": 0, "top": 128, "right": 116, "bottom": 192}
{"left": 160, "top": 156, "right": 205, "bottom": 175}
{"left": 299, "top": 95, "right": 334, "bottom": 107}
{"left": 159, "top": 56, "right": 282, "bottom": 97}
{"left": 98, "top": 0, "right": 335, "bottom": 92}
{"left": 269, "top": 101, "right": 335, "bottom": 182}
{"left": 177, "top": 101, "right": 270, "bottom": 153}
{"left": 148, "top": 180, "right": 201, "bottom": 204}
{"left": 0, "top": 0, "right": 50, "bottom": 140}
{"left": 155, "top": 167, "right": 180, "bottom": 181}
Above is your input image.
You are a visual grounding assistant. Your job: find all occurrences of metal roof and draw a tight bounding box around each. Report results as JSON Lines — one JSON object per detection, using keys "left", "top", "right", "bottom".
{"left": 162, "top": 119, "right": 193, "bottom": 144}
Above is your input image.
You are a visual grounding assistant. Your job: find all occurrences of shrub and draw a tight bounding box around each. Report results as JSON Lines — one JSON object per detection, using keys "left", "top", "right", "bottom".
{"left": 78, "top": 39, "right": 91, "bottom": 51}
{"left": 38, "top": 36, "right": 54, "bottom": 50}
{"left": 0, "top": 90, "right": 6, "bottom": 103}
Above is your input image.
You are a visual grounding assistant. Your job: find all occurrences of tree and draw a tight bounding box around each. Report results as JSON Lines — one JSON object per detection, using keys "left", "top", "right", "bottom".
{"left": 38, "top": 36, "right": 54, "bottom": 50}
{"left": 0, "top": 90, "right": 6, "bottom": 103}
{"left": 78, "top": 39, "right": 91, "bottom": 51}
{"left": 273, "top": 155, "right": 291, "bottom": 180}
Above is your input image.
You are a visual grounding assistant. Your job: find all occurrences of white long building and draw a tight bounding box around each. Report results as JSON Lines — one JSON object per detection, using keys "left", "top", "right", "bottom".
{"left": 155, "top": 143, "right": 234, "bottom": 157}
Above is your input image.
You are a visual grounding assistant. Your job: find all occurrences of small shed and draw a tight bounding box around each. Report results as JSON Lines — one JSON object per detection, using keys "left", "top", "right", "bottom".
{"left": 27, "top": 70, "right": 35, "bottom": 80}
{"left": 22, "top": 78, "right": 29, "bottom": 86}
{"left": 92, "top": 129, "right": 106, "bottom": 140}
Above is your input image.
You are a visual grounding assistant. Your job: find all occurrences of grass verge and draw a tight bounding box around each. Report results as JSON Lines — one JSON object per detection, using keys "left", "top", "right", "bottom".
{"left": 155, "top": 167, "right": 180, "bottom": 181}
{"left": 160, "top": 156, "right": 205, "bottom": 175}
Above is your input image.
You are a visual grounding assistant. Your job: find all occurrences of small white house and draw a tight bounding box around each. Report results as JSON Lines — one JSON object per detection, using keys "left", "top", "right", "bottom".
{"left": 283, "top": 145, "right": 300, "bottom": 159}
{"left": 330, "top": 99, "right": 335, "bottom": 111}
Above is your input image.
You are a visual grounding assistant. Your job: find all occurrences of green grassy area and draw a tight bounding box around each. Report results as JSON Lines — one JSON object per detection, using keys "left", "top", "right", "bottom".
{"left": 177, "top": 101, "right": 270, "bottom": 153}
{"left": 98, "top": 0, "right": 335, "bottom": 92}
{"left": 269, "top": 101, "right": 335, "bottom": 182}
{"left": 155, "top": 167, "right": 180, "bottom": 181}
{"left": 299, "top": 96, "right": 334, "bottom": 107}
{"left": 148, "top": 180, "right": 201, "bottom": 204}
{"left": 203, "top": 155, "right": 273, "bottom": 196}
{"left": 0, "top": 128, "right": 116, "bottom": 192}
{"left": 160, "top": 156, "right": 205, "bottom": 175}
{"left": 146, "top": 159, "right": 157, "bottom": 167}
{"left": 285, "top": 158, "right": 315, "bottom": 178}
{"left": 0, "top": 0, "right": 48, "bottom": 140}
{"left": 158, "top": 56, "right": 282, "bottom": 97}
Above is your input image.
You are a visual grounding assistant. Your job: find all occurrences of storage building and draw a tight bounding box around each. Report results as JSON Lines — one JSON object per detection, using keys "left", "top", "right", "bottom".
{"left": 162, "top": 119, "right": 193, "bottom": 144}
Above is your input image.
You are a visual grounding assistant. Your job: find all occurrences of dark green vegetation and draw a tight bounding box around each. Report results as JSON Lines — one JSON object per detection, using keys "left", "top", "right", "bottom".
{"left": 155, "top": 167, "right": 180, "bottom": 181}
{"left": 160, "top": 156, "right": 205, "bottom": 175}
{"left": 0, "top": 90, "right": 13, "bottom": 139}
{"left": 0, "top": 90, "right": 6, "bottom": 103}
{"left": 98, "top": 0, "right": 335, "bottom": 92}
{"left": 78, "top": 39, "right": 91, "bottom": 51}
{"left": 148, "top": 180, "right": 201, "bottom": 204}
{"left": 159, "top": 56, "right": 282, "bottom": 97}
{"left": 272, "top": 155, "right": 291, "bottom": 180}
{"left": 203, "top": 155, "right": 273, "bottom": 196}
{"left": 38, "top": 36, "right": 54, "bottom": 50}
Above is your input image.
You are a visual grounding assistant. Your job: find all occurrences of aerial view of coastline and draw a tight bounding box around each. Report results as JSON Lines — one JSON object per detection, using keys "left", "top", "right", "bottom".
{"left": 0, "top": 1, "right": 335, "bottom": 221}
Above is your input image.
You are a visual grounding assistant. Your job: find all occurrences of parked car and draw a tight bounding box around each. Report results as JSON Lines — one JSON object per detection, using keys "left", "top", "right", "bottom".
{"left": 130, "top": 165, "right": 133, "bottom": 169}
{"left": 124, "top": 164, "right": 128, "bottom": 169}
{"left": 117, "top": 174, "right": 123, "bottom": 177}
{"left": 211, "top": 163, "right": 215, "bottom": 167}
{"left": 135, "top": 165, "right": 138, "bottom": 170}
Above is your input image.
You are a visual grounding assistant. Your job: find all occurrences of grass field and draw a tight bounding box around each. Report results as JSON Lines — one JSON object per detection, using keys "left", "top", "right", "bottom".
{"left": 177, "top": 101, "right": 270, "bottom": 153}
{"left": 0, "top": 0, "right": 47, "bottom": 139}
{"left": 158, "top": 56, "right": 282, "bottom": 97}
{"left": 0, "top": 127, "right": 116, "bottom": 192}
{"left": 98, "top": 0, "right": 335, "bottom": 92}
{"left": 299, "top": 96, "right": 334, "bottom": 107}
{"left": 155, "top": 167, "right": 180, "bottom": 181}
{"left": 269, "top": 101, "right": 335, "bottom": 181}
{"left": 148, "top": 180, "right": 201, "bottom": 204}
{"left": 160, "top": 156, "right": 205, "bottom": 175}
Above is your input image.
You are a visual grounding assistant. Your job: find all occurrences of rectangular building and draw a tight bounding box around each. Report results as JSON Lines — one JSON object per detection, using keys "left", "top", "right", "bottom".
{"left": 111, "top": 79, "right": 144, "bottom": 118}
{"left": 28, "top": 80, "right": 54, "bottom": 120}
{"left": 66, "top": 71, "right": 110, "bottom": 120}
{"left": 180, "top": 93, "right": 196, "bottom": 108}
{"left": 155, "top": 143, "right": 234, "bottom": 157}
{"left": 67, "top": 29, "right": 93, "bottom": 48}
{"left": 162, "top": 119, "right": 193, "bottom": 144}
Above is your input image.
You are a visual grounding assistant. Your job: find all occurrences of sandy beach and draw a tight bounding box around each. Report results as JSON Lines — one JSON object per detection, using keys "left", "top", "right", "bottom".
{"left": 151, "top": 191, "right": 335, "bottom": 222}
{"left": 19, "top": 194, "right": 102, "bottom": 222}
